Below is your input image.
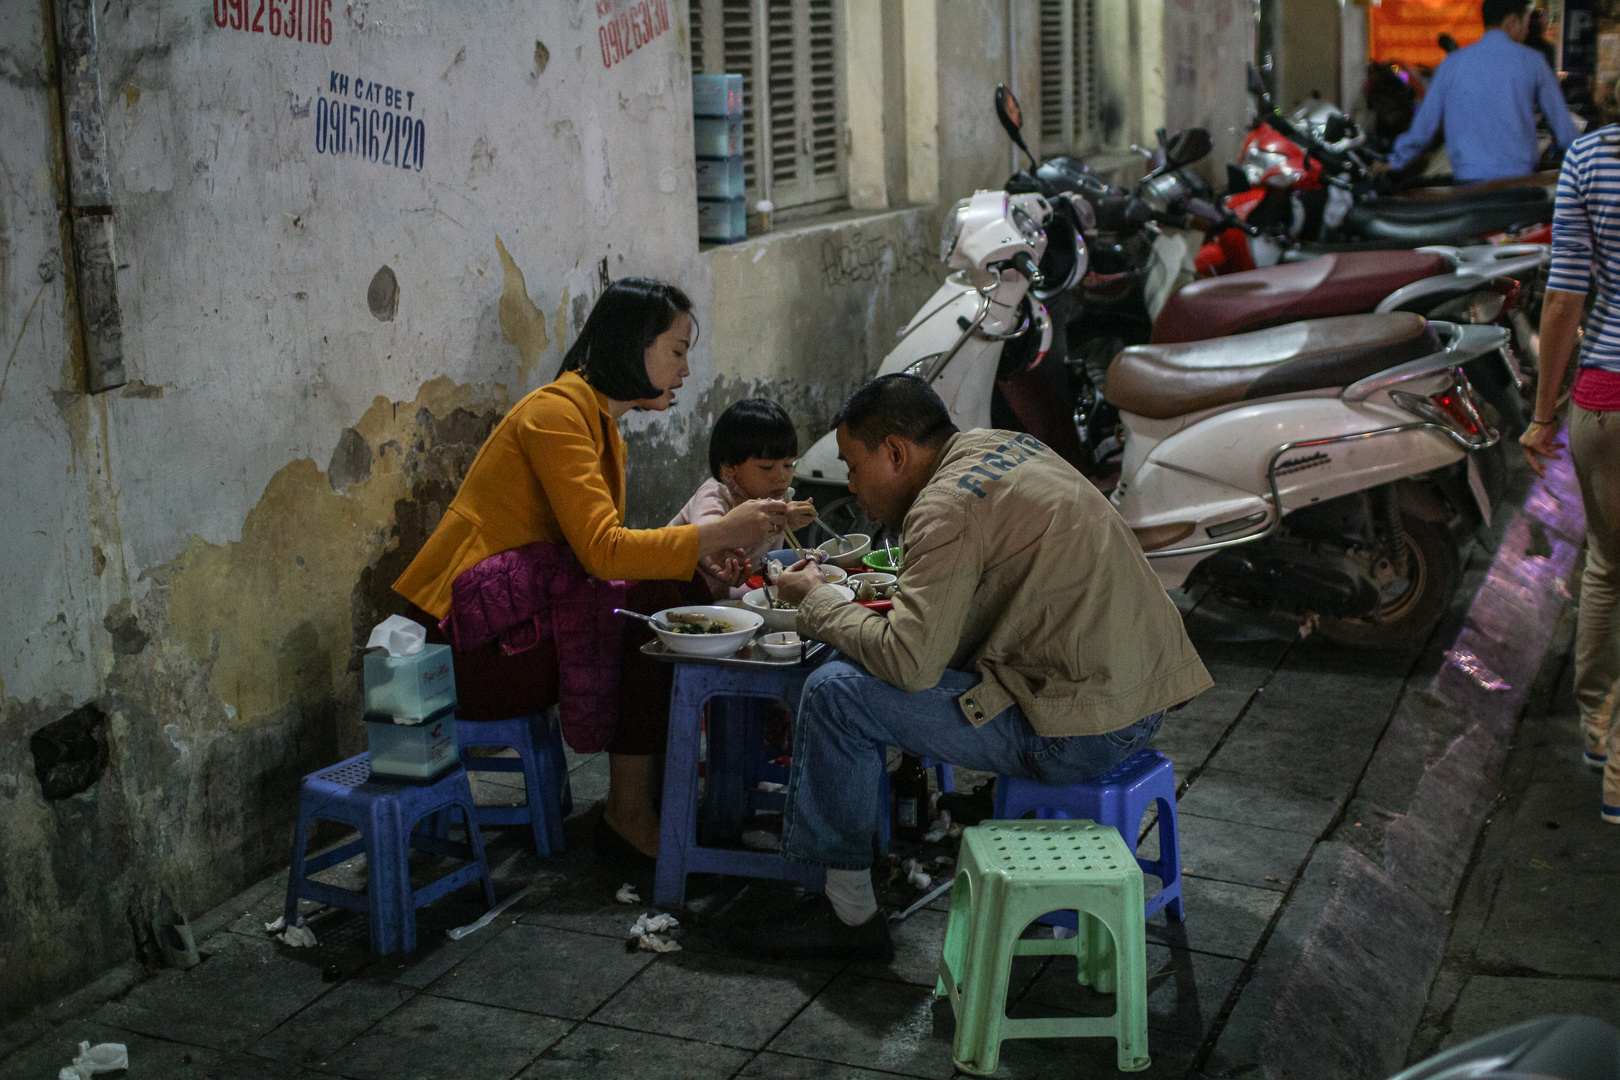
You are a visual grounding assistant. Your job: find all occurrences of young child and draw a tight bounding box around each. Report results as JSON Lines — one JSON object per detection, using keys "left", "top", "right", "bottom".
{"left": 669, "top": 398, "right": 818, "bottom": 599}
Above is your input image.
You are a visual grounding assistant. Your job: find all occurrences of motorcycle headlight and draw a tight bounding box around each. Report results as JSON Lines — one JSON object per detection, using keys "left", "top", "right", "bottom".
{"left": 939, "top": 198, "right": 971, "bottom": 262}
{"left": 1141, "top": 173, "right": 1186, "bottom": 215}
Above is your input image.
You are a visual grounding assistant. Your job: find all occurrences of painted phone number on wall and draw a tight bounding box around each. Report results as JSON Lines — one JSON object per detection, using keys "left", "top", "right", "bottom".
{"left": 314, "top": 98, "right": 424, "bottom": 170}
{"left": 214, "top": 0, "right": 332, "bottom": 43}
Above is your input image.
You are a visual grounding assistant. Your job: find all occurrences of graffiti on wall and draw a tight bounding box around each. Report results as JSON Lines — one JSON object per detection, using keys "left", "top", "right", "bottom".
{"left": 313, "top": 71, "right": 424, "bottom": 170}
{"left": 597, "top": 0, "right": 672, "bottom": 69}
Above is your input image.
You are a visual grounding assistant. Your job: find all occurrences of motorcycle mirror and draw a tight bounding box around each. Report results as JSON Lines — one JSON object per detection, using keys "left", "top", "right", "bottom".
{"left": 1164, "top": 128, "right": 1213, "bottom": 168}
{"left": 995, "top": 84, "right": 1038, "bottom": 169}
{"left": 1246, "top": 61, "right": 1268, "bottom": 99}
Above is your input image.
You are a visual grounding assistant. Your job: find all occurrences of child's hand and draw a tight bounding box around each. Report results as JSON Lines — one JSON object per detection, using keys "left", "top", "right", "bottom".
{"left": 785, "top": 499, "right": 818, "bottom": 531}
{"left": 700, "top": 550, "right": 753, "bottom": 588}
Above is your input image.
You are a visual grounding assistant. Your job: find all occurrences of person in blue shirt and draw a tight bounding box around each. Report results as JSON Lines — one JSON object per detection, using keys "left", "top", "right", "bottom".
{"left": 1386, "top": 0, "right": 1578, "bottom": 183}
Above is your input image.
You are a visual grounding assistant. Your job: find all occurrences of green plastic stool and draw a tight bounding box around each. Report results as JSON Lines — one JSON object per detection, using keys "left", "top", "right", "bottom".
{"left": 935, "top": 819, "right": 1150, "bottom": 1075}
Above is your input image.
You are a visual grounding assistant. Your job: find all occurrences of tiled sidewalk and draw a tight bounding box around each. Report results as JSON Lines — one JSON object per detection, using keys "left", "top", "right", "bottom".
{"left": 1, "top": 469, "right": 1570, "bottom": 1080}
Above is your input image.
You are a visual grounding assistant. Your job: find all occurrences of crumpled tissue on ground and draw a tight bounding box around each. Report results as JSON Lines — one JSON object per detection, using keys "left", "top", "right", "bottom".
{"left": 628, "top": 911, "right": 681, "bottom": 952}
{"left": 264, "top": 914, "right": 318, "bottom": 947}
{"left": 901, "top": 859, "right": 932, "bottom": 890}
{"left": 58, "top": 1040, "right": 127, "bottom": 1079}
{"left": 922, "top": 809, "right": 953, "bottom": 843}
{"left": 615, "top": 884, "right": 641, "bottom": 904}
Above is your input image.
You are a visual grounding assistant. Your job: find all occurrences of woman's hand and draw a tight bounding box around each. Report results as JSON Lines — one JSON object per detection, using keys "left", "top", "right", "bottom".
{"left": 784, "top": 499, "right": 818, "bottom": 531}
{"left": 1520, "top": 419, "right": 1565, "bottom": 478}
{"left": 698, "top": 499, "right": 787, "bottom": 556}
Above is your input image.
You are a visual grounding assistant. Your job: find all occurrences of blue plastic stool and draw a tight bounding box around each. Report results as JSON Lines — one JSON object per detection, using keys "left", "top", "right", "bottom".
{"left": 283, "top": 754, "right": 496, "bottom": 955}
{"left": 456, "top": 710, "right": 572, "bottom": 856}
{"left": 994, "top": 749, "right": 1183, "bottom": 923}
{"left": 875, "top": 756, "right": 957, "bottom": 854}
{"left": 655, "top": 660, "right": 828, "bottom": 908}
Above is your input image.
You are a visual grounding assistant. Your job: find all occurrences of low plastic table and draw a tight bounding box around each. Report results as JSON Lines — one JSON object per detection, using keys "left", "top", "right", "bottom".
{"left": 644, "top": 638, "right": 832, "bottom": 907}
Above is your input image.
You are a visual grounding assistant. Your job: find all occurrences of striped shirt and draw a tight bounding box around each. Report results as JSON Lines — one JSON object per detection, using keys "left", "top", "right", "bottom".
{"left": 1550, "top": 126, "right": 1620, "bottom": 370}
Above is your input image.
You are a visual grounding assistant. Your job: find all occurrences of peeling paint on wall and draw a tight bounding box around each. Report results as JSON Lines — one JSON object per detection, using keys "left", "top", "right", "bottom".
{"left": 494, "top": 234, "right": 550, "bottom": 378}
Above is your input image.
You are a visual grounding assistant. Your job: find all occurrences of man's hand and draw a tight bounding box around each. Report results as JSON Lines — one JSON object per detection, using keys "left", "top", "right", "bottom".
{"left": 784, "top": 498, "right": 818, "bottom": 531}
{"left": 1366, "top": 160, "right": 1392, "bottom": 178}
{"left": 1520, "top": 419, "right": 1565, "bottom": 478}
{"left": 774, "top": 559, "right": 828, "bottom": 606}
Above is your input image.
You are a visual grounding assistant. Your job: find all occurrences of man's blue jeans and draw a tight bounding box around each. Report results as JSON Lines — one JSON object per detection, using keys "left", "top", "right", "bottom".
{"left": 780, "top": 659, "right": 1164, "bottom": 870}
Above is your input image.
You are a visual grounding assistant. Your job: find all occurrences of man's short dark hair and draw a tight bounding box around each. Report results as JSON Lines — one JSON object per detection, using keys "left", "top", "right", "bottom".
{"left": 1482, "top": 0, "right": 1529, "bottom": 27}
{"left": 831, "top": 374, "right": 958, "bottom": 450}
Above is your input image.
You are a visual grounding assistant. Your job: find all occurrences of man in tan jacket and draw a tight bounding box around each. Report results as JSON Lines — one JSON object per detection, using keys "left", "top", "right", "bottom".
{"left": 756, "top": 374, "right": 1212, "bottom": 961}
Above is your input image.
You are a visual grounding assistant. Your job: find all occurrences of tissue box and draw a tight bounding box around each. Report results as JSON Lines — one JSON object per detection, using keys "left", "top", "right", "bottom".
{"left": 366, "top": 704, "right": 460, "bottom": 784}
{"left": 363, "top": 643, "right": 456, "bottom": 721}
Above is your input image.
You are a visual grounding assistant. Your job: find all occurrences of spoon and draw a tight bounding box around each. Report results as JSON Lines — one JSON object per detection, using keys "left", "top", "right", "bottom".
{"left": 613, "top": 609, "right": 667, "bottom": 631}
{"left": 812, "top": 512, "right": 850, "bottom": 548}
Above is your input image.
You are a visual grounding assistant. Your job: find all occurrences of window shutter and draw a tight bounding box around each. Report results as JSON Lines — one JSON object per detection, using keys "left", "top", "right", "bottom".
{"left": 1036, "top": 0, "right": 1096, "bottom": 156}
{"left": 690, "top": 0, "right": 704, "bottom": 72}
{"left": 766, "top": 0, "right": 798, "bottom": 191}
{"left": 1074, "top": 0, "right": 1097, "bottom": 140}
{"left": 1039, "top": 0, "right": 1065, "bottom": 145}
{"left": 720, "top": 0, "right": 759, "bottom": 189}
{"left": 807, "top": 0, "right": 838, "bottom": 182}
{"left": 692, "top": 0, "right": 844, "bottom": 217}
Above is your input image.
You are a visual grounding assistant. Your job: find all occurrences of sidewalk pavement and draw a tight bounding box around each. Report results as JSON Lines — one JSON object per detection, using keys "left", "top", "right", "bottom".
{"left": 0, "top": 458, "right": 1587, "bottom": 1080}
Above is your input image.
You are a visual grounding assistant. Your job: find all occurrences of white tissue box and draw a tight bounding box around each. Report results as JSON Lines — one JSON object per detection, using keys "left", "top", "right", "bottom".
{"left": 365, "top": 705, "right": 459, "bottom": 784}
{"left": 363, "top": 643, "right": 455, "bottom": 720}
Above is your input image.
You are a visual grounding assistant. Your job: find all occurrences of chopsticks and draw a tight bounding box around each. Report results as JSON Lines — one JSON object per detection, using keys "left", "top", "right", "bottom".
{"left": 783, "top": 527, "right": 811, "bottom": 562}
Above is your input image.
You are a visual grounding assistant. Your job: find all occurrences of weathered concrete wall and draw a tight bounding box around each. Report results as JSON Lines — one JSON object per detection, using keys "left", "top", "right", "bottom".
{"left": 1163, "top": 0, "right": 1256, "bottom": 184}
{"left": 0, "top": 0, "right": 996, "bottom": 1020}
{"left": 1, "top": 0, "right": 714, "bottom": 1020}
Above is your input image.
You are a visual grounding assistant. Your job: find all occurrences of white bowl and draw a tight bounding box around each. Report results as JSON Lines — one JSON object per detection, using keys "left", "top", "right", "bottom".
{"left": 847, "top": 572, "right": 898, "bottom": 601}
{"left": 815, "top": 532, "right": 873, "bottom": 569}
{"left": 651, "top": 605, "right": 764, "bottom": 658}
{"left": 818, "top": 564, "right": 849, "bottom": 585}
{"left": 759, "top": 631, "right": 803, "bottom": 659}
{"left": 742, "top": 584, "right": 855, "bottom": 631}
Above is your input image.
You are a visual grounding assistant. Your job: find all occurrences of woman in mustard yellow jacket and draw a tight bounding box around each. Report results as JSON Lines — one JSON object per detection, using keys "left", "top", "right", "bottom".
{"left": 395, "top": 279, "right": 785, "bottom": 860}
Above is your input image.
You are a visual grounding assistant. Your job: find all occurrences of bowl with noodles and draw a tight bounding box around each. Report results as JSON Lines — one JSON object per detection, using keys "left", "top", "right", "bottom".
{"left": 650, "top": 605, "right": 765, "bottom": 657}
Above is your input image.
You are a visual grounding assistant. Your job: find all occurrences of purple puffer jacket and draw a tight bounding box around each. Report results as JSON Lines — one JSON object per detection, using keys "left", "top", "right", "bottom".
{"left": 442, "top": 541, "right": 627, "bottom": 754}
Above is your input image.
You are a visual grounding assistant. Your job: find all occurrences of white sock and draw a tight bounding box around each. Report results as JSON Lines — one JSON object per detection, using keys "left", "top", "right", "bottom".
{"left": 824, "top": 867, "right": 878, "bottom": 926}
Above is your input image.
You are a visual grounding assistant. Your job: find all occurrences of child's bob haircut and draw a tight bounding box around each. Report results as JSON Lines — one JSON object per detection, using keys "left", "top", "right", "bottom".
{"left": 709, "top": 399, "right": 799, "bottom": 481}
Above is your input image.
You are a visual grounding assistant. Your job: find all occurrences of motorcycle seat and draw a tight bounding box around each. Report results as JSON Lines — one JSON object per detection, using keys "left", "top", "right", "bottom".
{"left": 1343, "top": 201, "right": 1549, "bottom": 245}
{"left": 1151, "top": 251, "right": 1447, "bottom": 344}
{"left": 1352, "top": 186, "right": 1549, "bottom": 222}
{"left": 1108, "top": 312, "right": 1440, "bottom": 420}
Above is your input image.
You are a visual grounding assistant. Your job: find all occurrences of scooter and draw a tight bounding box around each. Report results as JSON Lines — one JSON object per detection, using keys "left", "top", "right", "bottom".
{"left": 1204, "top": 69, "right": 1555, "bottom": 272}
{"left": 795, "top": 93, "right": 1508, "bottom": 649}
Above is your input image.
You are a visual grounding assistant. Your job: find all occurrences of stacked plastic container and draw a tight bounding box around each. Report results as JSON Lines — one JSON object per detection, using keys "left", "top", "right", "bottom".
{"left": 363, "top": 642, "right": 460, "bottom": 784}
{"left": 693, "top": 74, "right": 746, "bottom": 244}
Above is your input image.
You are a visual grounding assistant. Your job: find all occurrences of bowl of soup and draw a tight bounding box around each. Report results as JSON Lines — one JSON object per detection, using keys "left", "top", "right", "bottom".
{"left": 650, "top": 605, "right": 764, "bottom": 657}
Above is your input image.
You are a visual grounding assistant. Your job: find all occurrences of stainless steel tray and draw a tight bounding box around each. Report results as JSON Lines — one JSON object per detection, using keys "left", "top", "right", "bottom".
{"left": 639, "top": 636, "right": 829, "bottom": 670}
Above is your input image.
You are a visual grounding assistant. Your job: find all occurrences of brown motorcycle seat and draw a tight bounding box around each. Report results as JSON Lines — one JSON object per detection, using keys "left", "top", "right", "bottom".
{"left": 1151, "top": 250, "right": 1447, "bottom": 344}
{"left": 1109, "top": 312, "right": 1440, "bottom": 420}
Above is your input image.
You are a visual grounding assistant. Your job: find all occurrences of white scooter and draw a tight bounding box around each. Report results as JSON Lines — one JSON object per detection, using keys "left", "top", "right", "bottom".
{"left": 795, "top": 176, "right": 1505, "bottom": 648}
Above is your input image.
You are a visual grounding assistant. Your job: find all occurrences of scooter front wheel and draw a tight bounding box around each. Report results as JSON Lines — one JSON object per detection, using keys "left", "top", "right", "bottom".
{"left": 1315, "top": 512, "right": 1459, "bottom": 651}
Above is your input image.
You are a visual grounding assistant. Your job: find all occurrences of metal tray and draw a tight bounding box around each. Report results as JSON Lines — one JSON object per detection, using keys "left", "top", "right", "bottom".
{"left": 639, "top": 636, "right": 829, "bottom": 670}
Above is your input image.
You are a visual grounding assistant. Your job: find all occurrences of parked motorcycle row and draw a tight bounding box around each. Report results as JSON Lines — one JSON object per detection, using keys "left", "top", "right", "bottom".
{"left": 795, "top": 84, "right": 1555, "bottom": 650}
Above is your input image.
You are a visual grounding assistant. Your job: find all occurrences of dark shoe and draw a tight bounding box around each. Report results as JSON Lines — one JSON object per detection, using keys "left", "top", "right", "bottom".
{"left": 936, "top": 780, "right": 996, "bottom": 826}
{"left": 594, "top": 816, "right": 657, "bottom": 870}
{"left": 737, "top": 894, "right": 894, "bottom": 963}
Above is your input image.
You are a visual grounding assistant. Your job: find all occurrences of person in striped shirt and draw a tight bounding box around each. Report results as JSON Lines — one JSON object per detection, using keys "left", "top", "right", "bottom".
{"left": 1522, "top": 120, "right": 1620, "bottom": 824}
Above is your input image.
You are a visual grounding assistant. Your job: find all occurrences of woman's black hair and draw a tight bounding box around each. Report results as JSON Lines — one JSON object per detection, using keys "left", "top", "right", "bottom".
{"left": 709, "top": 398, "right": 799, "bottom": 480}
{"left": 560, "top": 277, "right": 696, "bottom": 402}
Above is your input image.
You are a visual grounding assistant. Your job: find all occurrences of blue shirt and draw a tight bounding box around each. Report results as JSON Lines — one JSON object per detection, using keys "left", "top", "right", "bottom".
{"left": 1388, "top": 30, "right": 1578, "bottom": 182}
{"left": 1548, "top": 126, "right": 1620, "bottom": 369}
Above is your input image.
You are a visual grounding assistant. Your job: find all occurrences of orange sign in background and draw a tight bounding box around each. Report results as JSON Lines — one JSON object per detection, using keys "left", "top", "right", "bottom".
{"left": 1369, "top": 0, "right": 1485, "bottom": 68}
